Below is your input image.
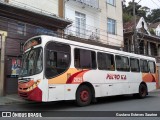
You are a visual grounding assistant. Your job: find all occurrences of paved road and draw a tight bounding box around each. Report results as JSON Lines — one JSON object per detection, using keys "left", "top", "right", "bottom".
{"left": 0, "top": 91, "right": 160, "bottom": 120}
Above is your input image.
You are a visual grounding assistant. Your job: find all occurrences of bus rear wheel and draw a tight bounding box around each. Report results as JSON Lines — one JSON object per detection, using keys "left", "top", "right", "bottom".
{"left": 135, "top": 84, "right": 147, "bottom": 99}
{"left": 76, "top": 85, "right": 92, "bottom": 106}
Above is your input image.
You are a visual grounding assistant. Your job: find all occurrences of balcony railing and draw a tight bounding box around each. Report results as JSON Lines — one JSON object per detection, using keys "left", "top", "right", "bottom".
{"left": 65, "top": 22, "right": 100, "bottom": 41}
{"left": 75, "top": 0, "right": 99, "bottom": 9}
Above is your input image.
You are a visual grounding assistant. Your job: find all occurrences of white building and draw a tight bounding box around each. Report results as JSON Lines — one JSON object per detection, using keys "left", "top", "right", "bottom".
{"left": 65, "top": 0, "right": 124, "bottom": 47}
{"left": 3, "top": 0, "right": 124, "bottom": 47}
{"left": 104, "top": 0, "right": 123, "bottom": 47}
{"left": 2, "top": 0, "right": 59, "bottom": 16}
{"left": 150, "top": 22, "right": 160, "bottom": 37}
{"left": 64, "top": 0, "right": 101, "bottom": 40}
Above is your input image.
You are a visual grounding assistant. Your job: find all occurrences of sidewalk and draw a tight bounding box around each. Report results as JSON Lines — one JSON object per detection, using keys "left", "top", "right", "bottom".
{"left": 0, "top": 94, "right": 28, "bottom": 105}
{"left": 0, "top": 89, "right": 159, "bottom": 105}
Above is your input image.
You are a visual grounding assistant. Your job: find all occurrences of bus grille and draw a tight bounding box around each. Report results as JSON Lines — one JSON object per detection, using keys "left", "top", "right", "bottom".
{"left": 19, "top": 92, "right": 28, "bottom": 98}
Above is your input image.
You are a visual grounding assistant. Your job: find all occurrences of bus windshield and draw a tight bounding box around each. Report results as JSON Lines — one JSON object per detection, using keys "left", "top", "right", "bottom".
{"left": 20, "top": 47, "right": 43, "bottom": 77}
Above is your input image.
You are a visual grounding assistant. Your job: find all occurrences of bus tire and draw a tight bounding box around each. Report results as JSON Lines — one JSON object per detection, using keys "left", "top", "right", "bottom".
{"left": 136, "top": 84, "right": 147, "bottom": 99}
{"left": 76, "top": 85, "right": 92, "bottom": 107}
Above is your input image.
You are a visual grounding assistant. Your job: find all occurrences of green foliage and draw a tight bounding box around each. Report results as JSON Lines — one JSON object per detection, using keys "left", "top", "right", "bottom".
{"left": 123, "top": 1, "right": 146, "bottom": 23}
{"left": 148, "top": 9, "right": 160, "bottom": 23}
{"left": 123, "top": 1, "right": 160, "bottom": 25}
{"left": 123, "top": 12, "right": 133, "bottom": 23}
{"left": 149, "top": 28, "right": 155, "bottom": 35}
{"left": 123, "top": 2, "right": 142, "bottom": 16}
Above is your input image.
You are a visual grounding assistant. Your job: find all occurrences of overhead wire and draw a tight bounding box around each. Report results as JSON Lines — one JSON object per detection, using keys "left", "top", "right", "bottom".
{"left": 150, "top": 0, "right": 160, "bottom": 8}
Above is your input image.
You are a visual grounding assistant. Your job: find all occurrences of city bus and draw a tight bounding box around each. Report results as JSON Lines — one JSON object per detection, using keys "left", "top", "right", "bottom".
{"left": 18, "top": 35, "right": 157, "bottom": 106}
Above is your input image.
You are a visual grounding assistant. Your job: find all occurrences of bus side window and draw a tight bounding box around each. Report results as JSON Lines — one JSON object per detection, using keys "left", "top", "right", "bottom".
{"left": 115, "top": 55, "right": 130, "bottom": 71}
{"left": 140, "top": 60, "right": 149, "bottom": 73}
{"left": 148, "top": 61, "right": 156, "bottom": 73}
{"left": 74, "top": 48, "right": 96, "bottom": 69}
{"left": 130, "top": 58, "right": 140, "bottom": 72}
{"left": 97, "top": 52, "right": 115, "bottom": 71}
{"left": 74, "top": 49, "right": 80, "bottom": 68}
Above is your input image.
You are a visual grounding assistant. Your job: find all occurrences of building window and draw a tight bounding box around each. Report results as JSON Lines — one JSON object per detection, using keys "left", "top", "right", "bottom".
{"left": 75, "top": 11, "right": 86, "bottom": 37}
{"left": 17, "top": 23, "right": 26, "bottom": 35}
{"left": 107, "top": 18, "right": 116, "bottom": 35}
{"left": 36, "top": 27, "right": 56, "bottom": 36}
{"left": 115, "top": 55, "right": 130, "bottom": 71}
{"left": 98, "top": 52, "right": 115, "bottom": 70}
{"left": 74, "top": 48, "right": 96, "bottom": 69}
{"left": 107, "top": 0, "right": 115, "bottom": 6}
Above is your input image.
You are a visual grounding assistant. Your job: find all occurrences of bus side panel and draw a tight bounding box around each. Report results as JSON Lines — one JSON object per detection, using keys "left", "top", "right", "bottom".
{"left": 127, "top": 72, "right": 142, "bottom": 94}
{"left": 37, "top": 79, "right": 49, "bottom": 102}
{"left": 64, "top": 84, "right": 79, "bottom": 100}
{"left": 142, "top": 73, "right": 157, "bottom": 91}
{"left": 128, "top": 83, "right": 139, "bottom": 94}
{"left": 83, "top": 70, "right": 132, "bottom": 97}
{"left": 146, "top": 83, "right": 156, "bottom": 92}
{"left": 83, "top": 70, "right": 105, "bottom": 97}
{"left": 48, "top": 84, "right": 65, "bottom": 101}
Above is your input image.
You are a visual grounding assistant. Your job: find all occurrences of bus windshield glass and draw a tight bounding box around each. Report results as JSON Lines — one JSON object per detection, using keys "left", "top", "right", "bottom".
{"left": 20, "top": 47, "right": 43, "bottom": 77}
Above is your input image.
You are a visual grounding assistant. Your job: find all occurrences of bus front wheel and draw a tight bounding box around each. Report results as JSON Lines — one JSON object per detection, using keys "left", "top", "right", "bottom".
{"left": 76, "top": 85, "right": 92, "bottom": 106}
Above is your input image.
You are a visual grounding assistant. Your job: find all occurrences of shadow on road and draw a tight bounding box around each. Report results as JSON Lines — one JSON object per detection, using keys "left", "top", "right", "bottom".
{"left": 17, "top": 94, "right": 157, "bottom": 111}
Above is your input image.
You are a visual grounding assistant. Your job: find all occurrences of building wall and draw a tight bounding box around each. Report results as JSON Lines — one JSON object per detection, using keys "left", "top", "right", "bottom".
{"left": 8, "top": 0, "right": 59, "bottom": 16}
{"left": 155, "top": 25, "right": 160, "bottom": 36}
{"left": 95, "top": 0, "right": 124, "bottom": 46}
{"left": 65, "top": 1, "right": 100, "bottom": 40}
{"left": 64, "top": 0, "right": 123, "bottom": 47}
{"left": 0, "top": 16, "right": 56, "bottom": 94}
{"left": 136, "top": 17, "right": 150, "bottom": 35}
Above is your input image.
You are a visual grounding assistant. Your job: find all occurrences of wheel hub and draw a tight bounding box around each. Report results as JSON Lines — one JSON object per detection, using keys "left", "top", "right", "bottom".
{"left": 80, "top": 90, "right": 89, "bottom": 102}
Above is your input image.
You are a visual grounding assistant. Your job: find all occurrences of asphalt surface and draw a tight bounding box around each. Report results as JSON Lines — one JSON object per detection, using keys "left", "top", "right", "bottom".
{"left": 0, "top": 91, "right": 159, "bottom": 120}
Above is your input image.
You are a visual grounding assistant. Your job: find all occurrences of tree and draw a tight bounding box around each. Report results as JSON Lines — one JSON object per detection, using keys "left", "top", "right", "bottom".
{"left": 138, "top": 6, "right": 150, "bottom": 21}
{"left": 123, "top": 12, "right": 133, "bottom": 23}
{"left": 149, "top": 28, "right": 155, "bottom": 35}
{"left": 147, "top": 9, "right": 160, "bottom": 23}
{"left": 123, "top": 2, "right": 149, "bottom": 23}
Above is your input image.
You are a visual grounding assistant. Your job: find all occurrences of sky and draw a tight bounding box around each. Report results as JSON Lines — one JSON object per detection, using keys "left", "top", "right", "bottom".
{"left": 125, "top": 0, "right": 160, "bottom": 10}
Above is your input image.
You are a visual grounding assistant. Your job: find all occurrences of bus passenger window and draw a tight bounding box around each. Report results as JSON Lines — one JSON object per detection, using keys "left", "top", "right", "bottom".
{"left": 98, "top": 52, "right": 115, "bottom": 71}
{"left": 115, "top": 55, "right": 130, "bottom": 71}
{"left": 74, "top": 48, "right": 96, "bottom": 69}
{"left": 130, "top": 58, "right": 140, "bottom": 72}
{"left": 148, "top": 61, "right": 156, "bottom": 73}
{"left": 45, "top": 42, "right": 70, "bottom": 78}
{"left": 74, "top": 49, "right": 80, "bottom": 68}
{"left": 140, "top": 60, "right": 149, "bottom": 73}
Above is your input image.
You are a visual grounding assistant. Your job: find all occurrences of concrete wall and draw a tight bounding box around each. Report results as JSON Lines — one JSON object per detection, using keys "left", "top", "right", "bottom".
{"left": 99, "top": 0, "right": 123, "bottom": 47}
{"left": 65, "top": 1, "right": 100, "bottom": 40}
{"left": 8, "top": 0, "right": 59, "bottom": 16}
{"left": 155, "top": 24, "right": 160, "bottom": 36}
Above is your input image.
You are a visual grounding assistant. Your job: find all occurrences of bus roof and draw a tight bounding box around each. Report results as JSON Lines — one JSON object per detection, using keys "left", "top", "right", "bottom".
{"left": 28, "top": 35, "right": 156, "bottom": 61}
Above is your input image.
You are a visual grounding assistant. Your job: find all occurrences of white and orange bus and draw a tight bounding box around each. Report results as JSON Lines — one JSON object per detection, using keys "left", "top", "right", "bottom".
{"left": 18, "top": 35, "right": 157, "bottom": 106}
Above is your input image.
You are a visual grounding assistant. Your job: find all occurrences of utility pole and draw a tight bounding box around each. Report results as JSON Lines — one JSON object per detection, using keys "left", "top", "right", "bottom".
{"left": 0, "top": 31, "right": 7, "bottom": 96}
{"left": 133, "top": 0, "right": 139, "bottom": 54}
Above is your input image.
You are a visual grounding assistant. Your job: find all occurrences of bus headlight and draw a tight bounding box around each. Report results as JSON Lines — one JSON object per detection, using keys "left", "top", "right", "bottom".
{"left": 26, "top": 80, "right": 41, "bottom": 91}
